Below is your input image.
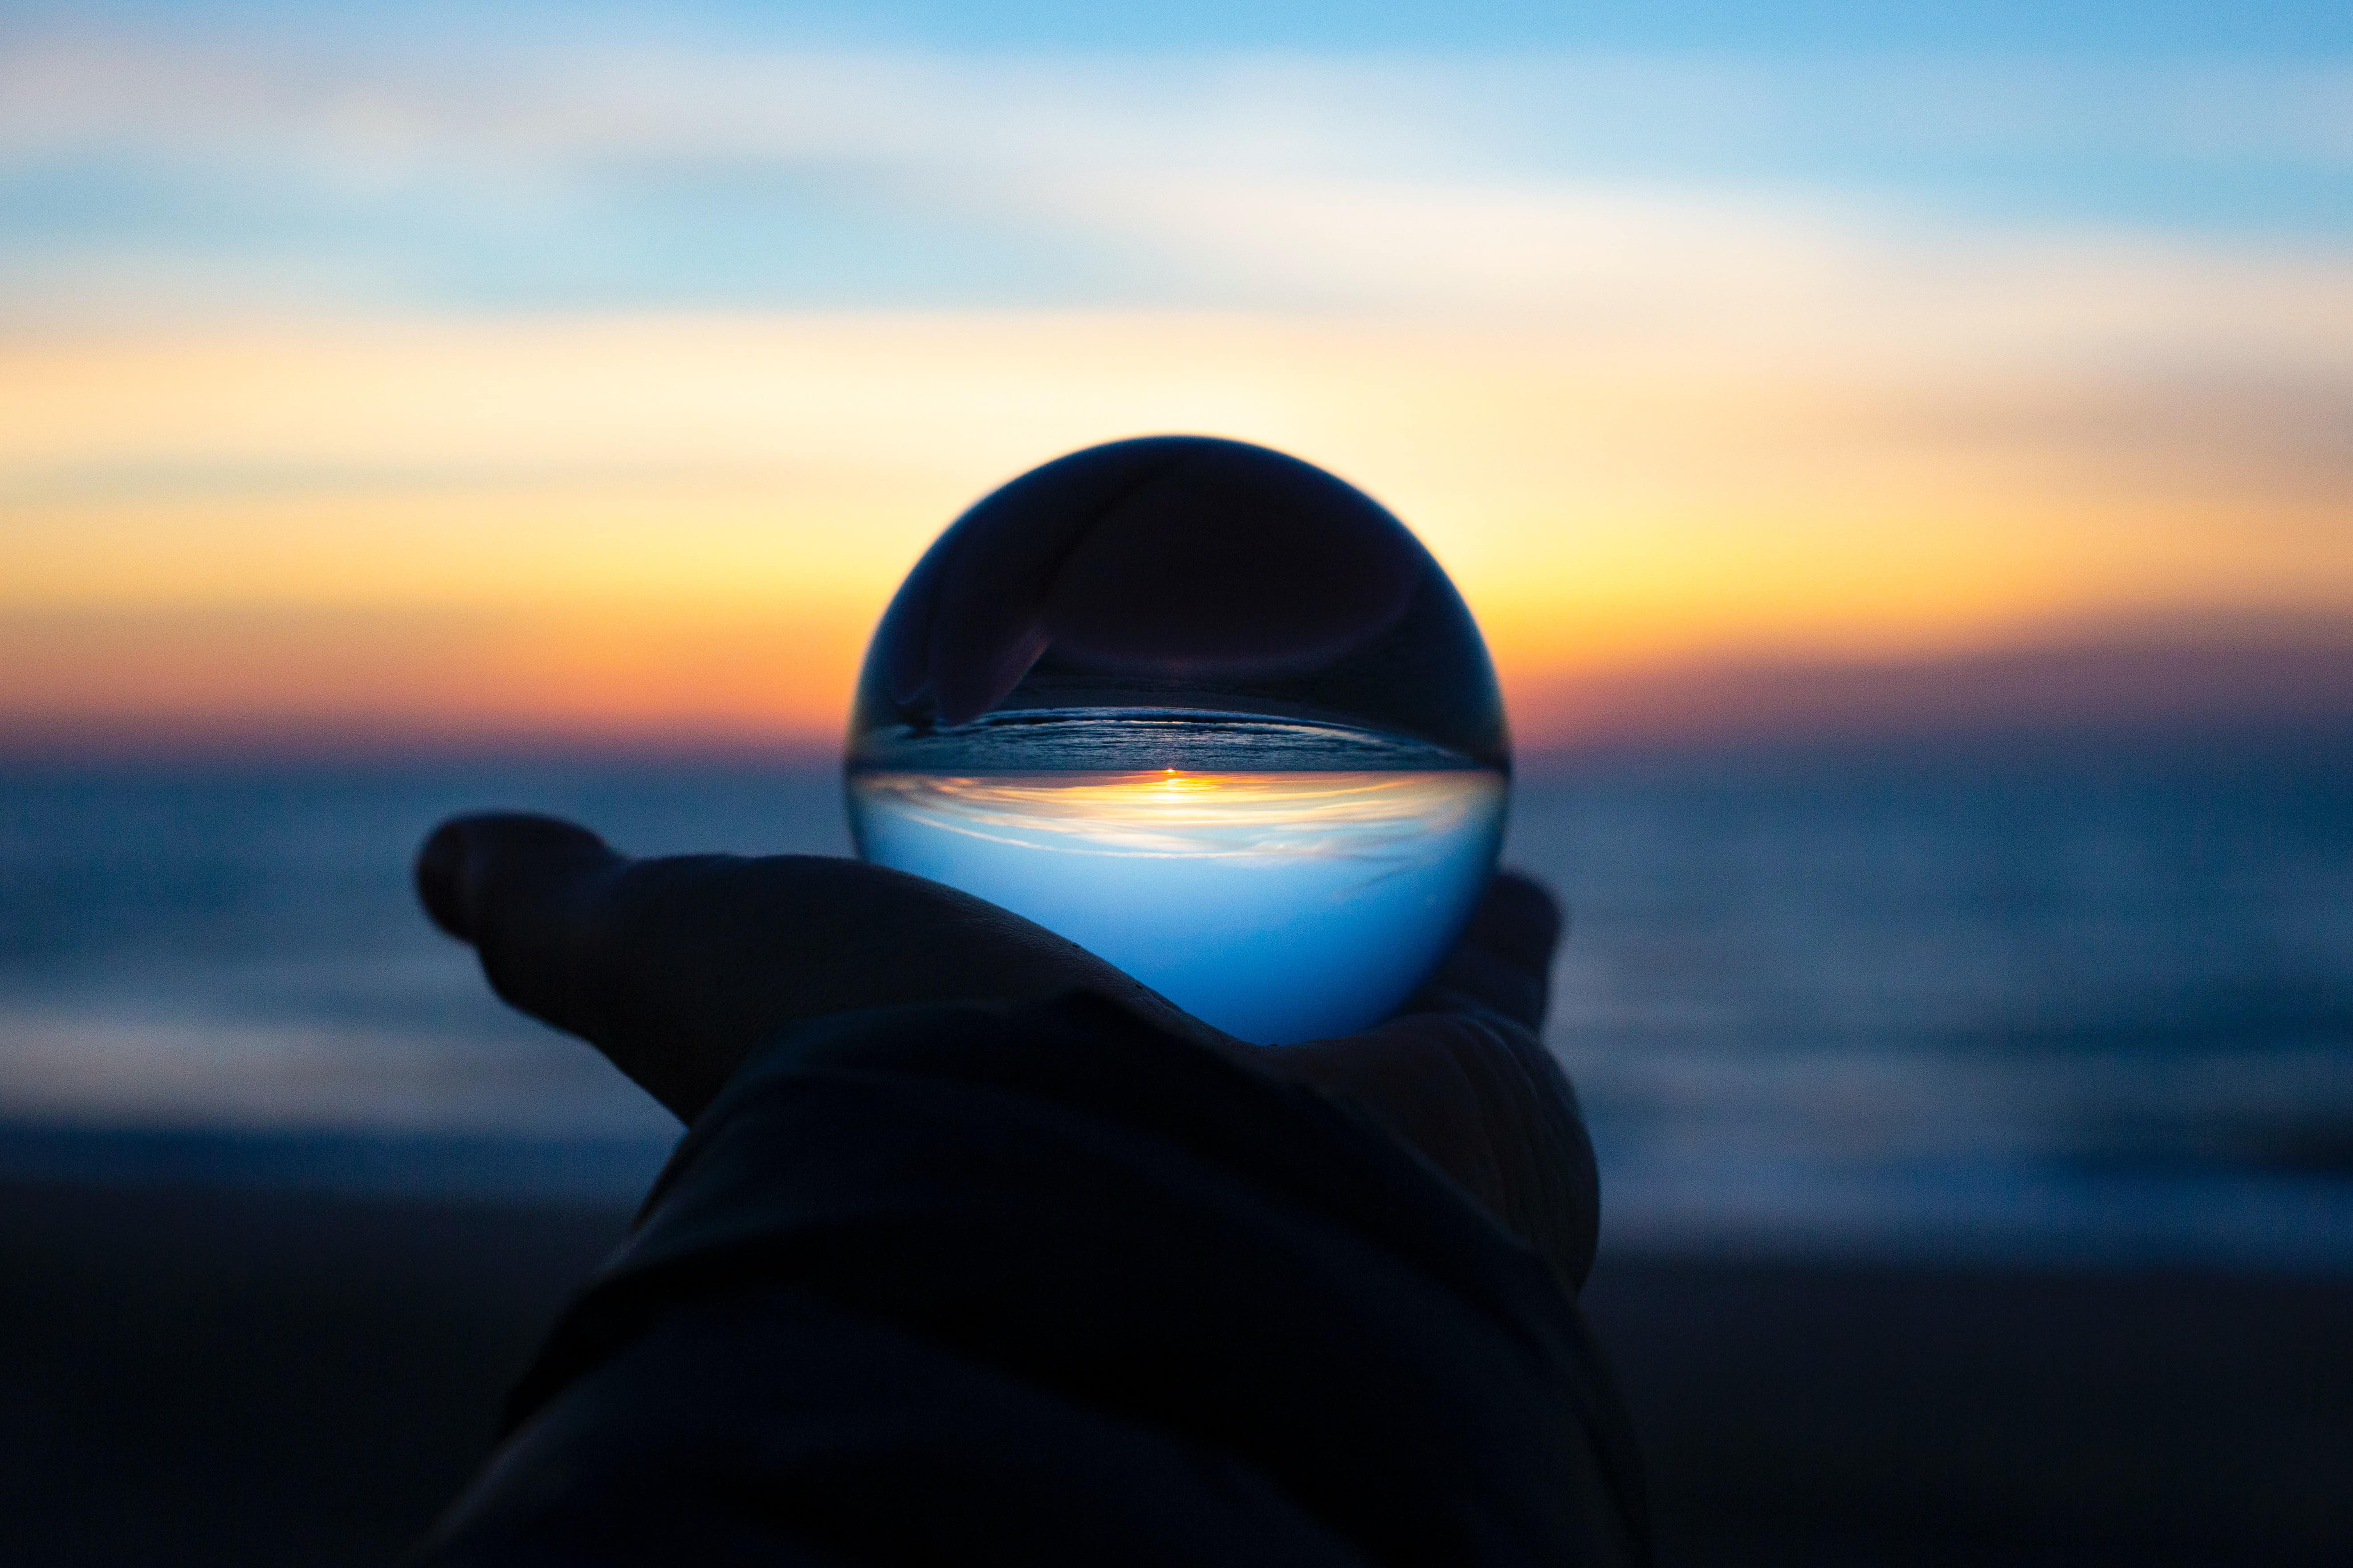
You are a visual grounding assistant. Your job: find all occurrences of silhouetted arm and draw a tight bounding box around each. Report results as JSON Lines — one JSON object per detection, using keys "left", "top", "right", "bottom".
{"left": 408, "top": 816, "right": 1647, "bottom": 1566}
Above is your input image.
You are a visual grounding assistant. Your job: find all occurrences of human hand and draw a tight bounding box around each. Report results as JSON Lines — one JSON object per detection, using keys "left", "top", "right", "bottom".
{"left": 416, "top": 814, "right": 1597, "bottom": 1287}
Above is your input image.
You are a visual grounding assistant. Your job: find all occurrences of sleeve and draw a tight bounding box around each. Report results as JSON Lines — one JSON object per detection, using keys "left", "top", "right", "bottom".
{"left": 411, "top": 991, "right": 1653, "bottom": 1568}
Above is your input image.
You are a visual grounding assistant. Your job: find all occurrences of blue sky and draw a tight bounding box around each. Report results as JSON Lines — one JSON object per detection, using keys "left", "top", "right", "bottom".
{"left": 4, "top": 0, "right": 2349, "bottom": 318}
{"left": 22, "top": 0, "right": 2353, "bottom": 54}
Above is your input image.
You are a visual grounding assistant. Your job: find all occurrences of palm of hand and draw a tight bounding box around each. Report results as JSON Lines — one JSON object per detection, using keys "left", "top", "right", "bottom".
{"left": 418, "top": 814, "right": 1596, "bottom": 1289}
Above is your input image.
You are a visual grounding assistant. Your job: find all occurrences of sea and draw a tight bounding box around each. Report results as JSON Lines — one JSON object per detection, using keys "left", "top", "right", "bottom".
{"left": 3, "top": 735, "right": 2349, "bottom": 1273}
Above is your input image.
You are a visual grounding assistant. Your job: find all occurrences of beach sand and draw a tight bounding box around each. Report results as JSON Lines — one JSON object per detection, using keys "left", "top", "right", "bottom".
{"left": 3, "top": 1180, "right": 2345, "bottom": 1566}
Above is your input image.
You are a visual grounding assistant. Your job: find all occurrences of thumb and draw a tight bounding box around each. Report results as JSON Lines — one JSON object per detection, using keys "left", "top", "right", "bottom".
{"left": 417, "top": 812, "right": 628, "bottom": 1043}
{"left": 415, "top": 811, "right": 1222, "bottom": 1120}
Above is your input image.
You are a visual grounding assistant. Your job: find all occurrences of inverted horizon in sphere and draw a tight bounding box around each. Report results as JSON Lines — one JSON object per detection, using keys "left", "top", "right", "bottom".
{"left": 849, "top": 767, "right": 1506, "bottom": 1044}
{"left": 852, "top": 768, "right": 1498, "bottom": 857}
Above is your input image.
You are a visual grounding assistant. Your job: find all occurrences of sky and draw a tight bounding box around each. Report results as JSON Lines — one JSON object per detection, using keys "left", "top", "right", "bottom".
{"left": 3, "top": 0, "right": 2349, "bottom": 752}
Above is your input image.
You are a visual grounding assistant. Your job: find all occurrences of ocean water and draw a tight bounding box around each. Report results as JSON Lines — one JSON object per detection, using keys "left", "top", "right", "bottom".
{"left": 2, "top": 739, "right": 2349, "bottom": 1268}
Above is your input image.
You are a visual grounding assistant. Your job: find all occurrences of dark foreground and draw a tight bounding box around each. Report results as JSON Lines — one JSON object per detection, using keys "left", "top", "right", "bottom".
{"left": 1, "top": 1182, "right": 2345, "bottom": 1567}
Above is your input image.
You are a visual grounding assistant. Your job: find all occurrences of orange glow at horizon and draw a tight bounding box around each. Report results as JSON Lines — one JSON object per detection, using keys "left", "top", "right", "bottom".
{"left": 5, "top": 311, "right": 2350, "bottom": 751}
{"left": 848, "top": 769, "right": 1507, "bottom": 857}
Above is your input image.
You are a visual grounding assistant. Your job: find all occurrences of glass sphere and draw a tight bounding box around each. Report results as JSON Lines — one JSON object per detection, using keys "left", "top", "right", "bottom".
{"left": 846, "top": 436, "right": 1510, "bottom": 1044}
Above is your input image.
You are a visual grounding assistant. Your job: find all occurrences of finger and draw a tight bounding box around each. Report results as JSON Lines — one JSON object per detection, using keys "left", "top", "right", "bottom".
{"left": 417, "top": 812, "right": 649, "bottom": 1077}
{"left": 1399, "top": 869, "right": 1565, "bottom": 1032}
{"left": 1256, "top": 870, "right": 1591, "bottom": 1287}
{"left": 417, "top": 812, "right": 616, "bottom": 946}
{"left": 1460, "top": 868, "right": 1564, "bottom": 978}
{"left": 1271, "top": 1011, "right": 1599, "bottom": 1292}
{"left": 1405, "top": 1011, "right": 1598, "bottom": 1291}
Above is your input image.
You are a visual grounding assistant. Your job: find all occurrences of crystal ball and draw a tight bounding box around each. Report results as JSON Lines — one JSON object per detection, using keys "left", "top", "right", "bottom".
{"left": 845, "top": 435, "right": 1510, "bottom": 1044}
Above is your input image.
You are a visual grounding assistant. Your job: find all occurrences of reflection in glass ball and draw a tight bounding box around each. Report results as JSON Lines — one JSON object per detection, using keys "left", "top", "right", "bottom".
{"left": 845, "top": 436, "right": 1510, "bottom": 1044}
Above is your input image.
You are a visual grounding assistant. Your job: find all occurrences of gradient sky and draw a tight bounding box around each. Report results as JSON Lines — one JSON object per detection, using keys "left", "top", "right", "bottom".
{"left": 3, "top": 0, "right": 2349, "bottom": 749}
